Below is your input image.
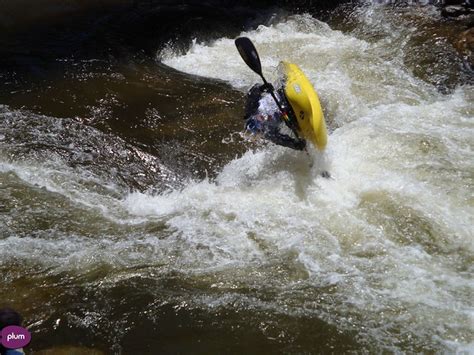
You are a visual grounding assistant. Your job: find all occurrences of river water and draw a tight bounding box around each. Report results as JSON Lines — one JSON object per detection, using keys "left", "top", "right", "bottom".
{"left": 0, "top": 3, "right": 473, "bottom": 354}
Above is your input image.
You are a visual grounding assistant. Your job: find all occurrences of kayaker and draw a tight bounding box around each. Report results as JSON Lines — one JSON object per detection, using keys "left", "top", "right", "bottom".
{"left": 244, "top": 83, "right": 306, "bottom": 151}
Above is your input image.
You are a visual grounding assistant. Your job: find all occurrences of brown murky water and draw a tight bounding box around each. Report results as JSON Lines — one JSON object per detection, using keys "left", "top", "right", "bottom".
{"left": 1, "top": 3, "right": 473, "bottom": 354}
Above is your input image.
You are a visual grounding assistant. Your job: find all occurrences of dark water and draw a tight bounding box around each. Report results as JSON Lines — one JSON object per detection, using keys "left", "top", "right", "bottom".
{"left": 1, "top": 2, "right": 473, "bottom": 354}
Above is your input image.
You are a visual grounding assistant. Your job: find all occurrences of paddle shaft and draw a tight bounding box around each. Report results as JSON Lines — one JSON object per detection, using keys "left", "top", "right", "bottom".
{"left": 260, "top": 75, "right": 300, "bottom": 136}
{"left": 260, "top": 76, "right": 284, "bottom": 113}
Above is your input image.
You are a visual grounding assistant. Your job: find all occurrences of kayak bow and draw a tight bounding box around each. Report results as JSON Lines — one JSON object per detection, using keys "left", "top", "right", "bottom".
{"left": 281, "top": 62, "right": 328, "bottom": 150}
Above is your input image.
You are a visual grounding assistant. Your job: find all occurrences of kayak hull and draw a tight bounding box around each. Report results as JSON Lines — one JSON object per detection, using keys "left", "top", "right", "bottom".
{"left": 281, "top": 62, "right": 328, "bottom": 150}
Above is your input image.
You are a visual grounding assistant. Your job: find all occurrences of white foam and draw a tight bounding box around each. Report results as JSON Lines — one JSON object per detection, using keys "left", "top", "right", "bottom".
{"left": 1, "top": 10, "right": 473, "bottom": 352}
{"left": 157, "top": 12, "right": 474, "bottom": 350}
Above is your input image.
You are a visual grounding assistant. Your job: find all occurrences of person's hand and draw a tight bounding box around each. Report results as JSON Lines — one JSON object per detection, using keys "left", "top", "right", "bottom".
{"left": 295, "top": 139, "right": 306, "bottom": 151}
{"left": 261, "top": 82, "right": 274, "bottom": 92}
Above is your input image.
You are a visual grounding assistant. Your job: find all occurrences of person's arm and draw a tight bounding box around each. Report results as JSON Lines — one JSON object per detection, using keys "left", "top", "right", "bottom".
{"left": 264, "top": 130, "right": 306, "bottom": 151}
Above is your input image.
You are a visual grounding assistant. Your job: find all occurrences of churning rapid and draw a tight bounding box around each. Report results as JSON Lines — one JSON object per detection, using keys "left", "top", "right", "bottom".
{"left": 160, "top": 10, "right": 474, "bottom": 352}
{"left": 1, "top": 4, "right": 473, "bottom": 354}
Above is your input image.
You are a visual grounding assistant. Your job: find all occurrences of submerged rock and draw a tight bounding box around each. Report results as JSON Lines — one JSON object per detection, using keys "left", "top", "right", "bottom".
{"left": 454, "top": 27, "right": 474, "bottom": 67}
{"left": 441, "top": 4, "right": 473, "bottom": 17}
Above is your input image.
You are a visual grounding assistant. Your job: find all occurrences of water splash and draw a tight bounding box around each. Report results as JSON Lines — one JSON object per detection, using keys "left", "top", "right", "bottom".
{"left": 1, "top": 9, "right": 473, "bottom": 353}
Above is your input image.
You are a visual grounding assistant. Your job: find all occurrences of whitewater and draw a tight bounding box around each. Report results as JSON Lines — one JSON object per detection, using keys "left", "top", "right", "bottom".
{"left": 158, "top": 11, "right": 474, "bottom": 351}
{"left": 1, "top": 7, "right": 472, "bottom": 353}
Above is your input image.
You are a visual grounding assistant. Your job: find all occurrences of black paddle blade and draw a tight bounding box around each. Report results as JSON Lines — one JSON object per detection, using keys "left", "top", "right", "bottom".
{"left": 235, "top": 37, "right": 263, "bottom": 76}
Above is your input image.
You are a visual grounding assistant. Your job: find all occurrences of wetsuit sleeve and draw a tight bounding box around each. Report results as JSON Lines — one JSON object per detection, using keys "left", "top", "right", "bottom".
{"left": 264, "top": 131, "right": 306, "bottom": 151}
{"left": 244, "top": 84, "right": 264, "bottom": 120}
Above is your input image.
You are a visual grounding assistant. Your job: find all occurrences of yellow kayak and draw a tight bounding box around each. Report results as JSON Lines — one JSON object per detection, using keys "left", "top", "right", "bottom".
{"left": 281, "top": 62, "right": 328, "bottom": 150}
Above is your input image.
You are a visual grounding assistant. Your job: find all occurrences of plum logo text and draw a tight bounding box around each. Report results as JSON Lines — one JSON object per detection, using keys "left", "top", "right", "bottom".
{"left": 0, "top": 326, "right": 31, "bottom": 349}
{"left": 8, "top": 333, "right": 24, "bottom": 341}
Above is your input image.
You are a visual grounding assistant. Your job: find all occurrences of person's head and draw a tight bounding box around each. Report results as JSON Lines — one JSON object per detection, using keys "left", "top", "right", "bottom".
{"left": 0, "top": 307, "right": 22, "bottom": 329}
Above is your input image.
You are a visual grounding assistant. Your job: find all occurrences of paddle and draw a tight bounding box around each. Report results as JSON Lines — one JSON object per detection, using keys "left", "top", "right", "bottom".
{"left": 234, "top": 37, "right": 298, "bottom": 133}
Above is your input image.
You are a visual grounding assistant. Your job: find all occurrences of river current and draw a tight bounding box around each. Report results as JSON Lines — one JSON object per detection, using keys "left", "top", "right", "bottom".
{"left": 0, "top": 4, "right": 473, "bottom": 354}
